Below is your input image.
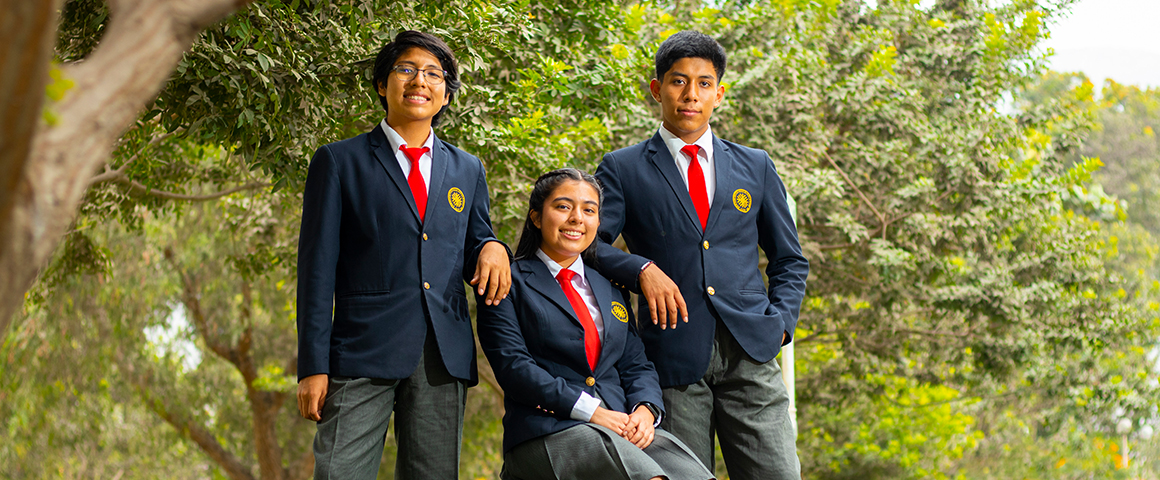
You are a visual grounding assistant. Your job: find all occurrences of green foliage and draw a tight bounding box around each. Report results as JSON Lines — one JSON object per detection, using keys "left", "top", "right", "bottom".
{"left": 11, "top": 0, "right": 1160, "bottom": 478}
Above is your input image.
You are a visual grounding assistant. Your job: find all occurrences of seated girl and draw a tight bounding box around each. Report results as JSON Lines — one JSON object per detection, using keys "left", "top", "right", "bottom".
{"left": 477, "top": 168, "right": 714, "bottom": 480}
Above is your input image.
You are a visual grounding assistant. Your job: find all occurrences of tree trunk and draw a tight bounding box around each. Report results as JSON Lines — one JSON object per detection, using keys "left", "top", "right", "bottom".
{"left": 249, "top": 389, "right": 290, "bottom": 480}
{"left": 0, "top": 0, "right": 64, "bottom": 333}
{"left": 0, "top": 0, "right": 253, "bottom": 336}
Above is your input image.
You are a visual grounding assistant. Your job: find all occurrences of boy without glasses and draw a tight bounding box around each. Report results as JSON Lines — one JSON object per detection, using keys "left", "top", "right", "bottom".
{"left": 592, "top": 30, "right": 810, "bottom": 479}
{"left": 295, "top": 31, "right": 511, "bottom": 479}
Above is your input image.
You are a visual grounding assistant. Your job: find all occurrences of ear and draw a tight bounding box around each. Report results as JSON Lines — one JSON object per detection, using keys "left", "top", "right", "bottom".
{"left": 649, "top": 79, "right": 662, "bottom": 103}
{"left": 530, "top": 211, "right": 541, "bottom": 229}
{"left": 441, "top": 91, "right": 451, "bottom": 107}
{"left": 714, "top": 83, "right": 725, "bottom": 107}
{"left": 377, "top": 81, "right": 388, "bottom": 98}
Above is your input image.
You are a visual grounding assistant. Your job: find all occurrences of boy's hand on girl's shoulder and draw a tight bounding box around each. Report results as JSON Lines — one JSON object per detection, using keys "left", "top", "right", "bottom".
{"left": 472, "top": 241, "right": 511, "bottom": 305}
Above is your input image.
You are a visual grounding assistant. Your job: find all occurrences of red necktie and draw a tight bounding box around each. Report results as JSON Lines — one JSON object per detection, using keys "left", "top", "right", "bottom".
{"left": 682, "top": 144, "right": 709, "bottom": 230}
{"left": 556, "top": 269, "right": 600, "bottom": 372}
{"left": 401, "top": 146, "right": 430, "bottom": 222}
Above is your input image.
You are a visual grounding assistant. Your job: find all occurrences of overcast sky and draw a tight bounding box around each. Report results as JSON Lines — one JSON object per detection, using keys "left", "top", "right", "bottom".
{"left": 1042, "top": 0, "right": 1160, "bottom": 88}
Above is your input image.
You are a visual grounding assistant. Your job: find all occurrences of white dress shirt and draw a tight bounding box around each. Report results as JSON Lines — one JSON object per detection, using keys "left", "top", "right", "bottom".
{"left": 536, "top": 250, "right": 605, "bottom": 422}
{"left": 658, "top": 123, "right": 716, "bottom": 204}
{"left": 381, "top": 119, "right": 434, "bottom": 193}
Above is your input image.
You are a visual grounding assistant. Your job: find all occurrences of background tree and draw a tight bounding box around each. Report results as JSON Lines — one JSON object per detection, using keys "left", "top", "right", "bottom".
{"left": 4, "top": 0, "right": 1160, "bottom": 479}
{"left": 0, "top": 0, "right": 261, "bottom": 337}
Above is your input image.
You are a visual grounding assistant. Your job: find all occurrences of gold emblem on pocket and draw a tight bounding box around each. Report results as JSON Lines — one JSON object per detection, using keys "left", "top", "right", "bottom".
{"left": 732, "top": 189, "right": 752, "bottom": 213}
{"left": 448, "top": 187, "right": 465, "bottom": 213}
{"left": 611, "top": 301, "right": 629, "bottom": 323}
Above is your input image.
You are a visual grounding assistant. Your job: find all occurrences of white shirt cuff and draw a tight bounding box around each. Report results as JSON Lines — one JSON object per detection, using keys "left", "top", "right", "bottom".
{"left": 570, "top": 391, "right": 602, "bottom": 422}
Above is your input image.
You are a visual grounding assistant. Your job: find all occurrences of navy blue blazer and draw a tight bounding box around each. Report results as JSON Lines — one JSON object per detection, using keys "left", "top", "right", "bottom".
{"left": 296, "top": 124, "right": 503, "bottom": 385}
{"left": 477, "top": 258, "right": 664, "bottom": 452}
{"left": 593, "top": 133, "right": 810, "bottom": 387}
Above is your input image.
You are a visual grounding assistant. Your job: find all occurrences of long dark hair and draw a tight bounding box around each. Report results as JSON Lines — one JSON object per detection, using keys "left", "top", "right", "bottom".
{"left": 513, "top": 168, "right": 604, "bottom": 262}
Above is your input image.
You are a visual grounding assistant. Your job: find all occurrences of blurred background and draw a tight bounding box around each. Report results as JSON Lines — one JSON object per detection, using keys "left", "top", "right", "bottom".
{"left": 2, "top": 0, "right": 1158, "bottom": 478}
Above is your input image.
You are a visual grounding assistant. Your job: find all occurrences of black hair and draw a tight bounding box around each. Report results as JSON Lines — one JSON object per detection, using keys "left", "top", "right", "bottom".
{"left": 654, "top": 30, "right": 727, "bottom": 83}
{"left": 372, "top": 31, "right": 461, "bottom": 127}
{"left": 513, "top": 168, "right": 605, "bottom": 262}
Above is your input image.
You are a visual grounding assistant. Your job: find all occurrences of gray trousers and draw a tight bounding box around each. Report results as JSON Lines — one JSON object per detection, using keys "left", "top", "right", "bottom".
{"left": 504, "top": 424, "right": 714, "bottom": 480}
{"left": 312, "top": 330, "right": 467, "bottom": 480}
{"left": 660, "top": 322, "right": 800, "bottom": 480}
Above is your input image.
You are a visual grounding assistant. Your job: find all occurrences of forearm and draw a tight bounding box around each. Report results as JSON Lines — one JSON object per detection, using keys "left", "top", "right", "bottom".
{"left": 592, "top": 240, "right": 652, "bottom": 292}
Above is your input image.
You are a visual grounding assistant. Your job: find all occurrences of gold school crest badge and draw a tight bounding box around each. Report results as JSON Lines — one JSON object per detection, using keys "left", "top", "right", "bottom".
{"left": 611, "top": 301, "right": 629, "bottom": 323}
{"left": 448, "top": 187, "right": 465, "bottom": 213}
{"left": 732, "top": 189, "right": 752, "bottom": 213}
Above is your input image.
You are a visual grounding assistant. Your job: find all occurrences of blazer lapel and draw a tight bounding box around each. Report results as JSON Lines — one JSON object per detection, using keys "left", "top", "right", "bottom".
{"left": 704, "top": 135, "right": 734, "bottom": 233}
{"left": 368, "top": 124, "right": 421, "bottom": 223}
{"left": 424, "top": 134, "right": 449, "bottom": 223}
{"left": 519, "top": 261, "right": 582, "bottom": 328}
{"left": 647, "top": 134, "right": 703, "bottom": 233}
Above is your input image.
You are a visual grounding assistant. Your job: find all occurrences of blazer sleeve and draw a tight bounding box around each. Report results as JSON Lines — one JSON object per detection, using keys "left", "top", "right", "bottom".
{"left": 756, "top": 155, "right": 810, "bottom": 344}
{"left": 593, "top": 154, "right": 653, "bottom": 292}
{"left": 461, "top": 161, "right": 509, "bottom": 283}
{"left": 296, "top": 145, "right": 342, "bottom": 380}
{"left": 614, "top": 305, "right": 664, "bottom": 415}
{"left": 476, "top": 285, "right": 585, "bottom": 417}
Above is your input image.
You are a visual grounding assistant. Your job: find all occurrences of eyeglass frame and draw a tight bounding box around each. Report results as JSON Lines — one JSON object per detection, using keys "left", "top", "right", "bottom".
{"left": 390, "top": 65, "right": 448, "bottom": 85}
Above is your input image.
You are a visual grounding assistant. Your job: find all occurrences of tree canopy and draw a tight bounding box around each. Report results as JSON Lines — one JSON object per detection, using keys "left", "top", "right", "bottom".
{"left": 2, "top": 0, "right": 1158, "bottom": 478}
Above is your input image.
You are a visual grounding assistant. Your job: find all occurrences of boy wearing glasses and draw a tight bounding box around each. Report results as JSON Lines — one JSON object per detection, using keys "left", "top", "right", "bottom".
{"left": 592, "top": 31, "right": 809, "bottom": 478}
{"left": 296, "top": 31, "right": 511, "bottom": 479}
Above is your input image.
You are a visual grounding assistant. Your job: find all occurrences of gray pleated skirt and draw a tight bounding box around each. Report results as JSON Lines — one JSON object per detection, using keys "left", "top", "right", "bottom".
{"left": 503, "top": 424, "right": 715, "bottom": 480}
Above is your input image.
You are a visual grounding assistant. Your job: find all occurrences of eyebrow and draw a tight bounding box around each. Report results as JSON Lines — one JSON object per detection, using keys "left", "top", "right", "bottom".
{"left": 395, "top": 60, "right": 442, "bottom": 70}
{"left": 551, "top": 196, "right": 599, "bottom": 206}
{"left": 669, "top": 71, "right": 715, "bottom": 82}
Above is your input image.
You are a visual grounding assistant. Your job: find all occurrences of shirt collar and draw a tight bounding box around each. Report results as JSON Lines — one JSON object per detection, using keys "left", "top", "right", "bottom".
{"left": 381, "top": 119, "right": 434, "bottom": 153}
{"left": 658, "top": 122, "right": 714, "bottom": 160}
{"left": 536, "top": 249, "right": 586, "bottom": 284}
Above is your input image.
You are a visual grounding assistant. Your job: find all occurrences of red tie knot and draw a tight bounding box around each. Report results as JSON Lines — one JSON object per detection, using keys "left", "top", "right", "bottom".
{"left": 681, "top": 144, "right": 700, "bottom": 161}
{"left": 556, "top": 268, "right": 576, "bottom": 284}
{"left": 400, "top": 146, "right": 430, "bottom": 164}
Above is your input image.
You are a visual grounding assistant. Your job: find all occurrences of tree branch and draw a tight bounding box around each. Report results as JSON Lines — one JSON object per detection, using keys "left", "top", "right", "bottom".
{"left": 165, "top": 246, "right": 236, "bottom": 362}
{"left": 821, "top": 151, "right": 887, "bottom": 229}
{"left": 0, "top": 0, "right": 256, "bottom": 339}
{"left": 165, "top": 248, "right": 289, "bottom": 479}
{"left": 818, "top": 243, "right": 856, "bottom": 251}
{"left": 88, "top": 128, "right": 182, "bottom": 186}
{"left": 105, "top": 177, "right": 270, "bottom": 202}
{"left": 136, "top": 384, "right": 257, "bottom": 480}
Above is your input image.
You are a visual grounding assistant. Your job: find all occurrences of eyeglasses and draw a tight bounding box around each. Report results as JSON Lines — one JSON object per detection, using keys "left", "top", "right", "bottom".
{"left": 391, "top": 65, "right": 447, "bottom": 85}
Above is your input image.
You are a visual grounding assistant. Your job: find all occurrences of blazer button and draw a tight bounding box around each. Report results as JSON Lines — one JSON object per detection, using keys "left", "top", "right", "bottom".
{"left": 702, "top": 240, "right": 709, "bottom": 250}
{"left": 585, "top": 377, "right": 595, "bottom": 387}
{"left": 707, "top": 286, "right": 715, "bottom": 296}
{"left": 424, "top": 282, "right": 430, "bottom": 290}
{"left": 422, "top": 233, "right": 428, "bottom": 241}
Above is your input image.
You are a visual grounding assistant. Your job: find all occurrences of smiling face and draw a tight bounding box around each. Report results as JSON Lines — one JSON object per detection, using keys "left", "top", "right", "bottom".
{"left": 378, "top": 47, "right": 451, "bottom": 129}
{"left": 649, "top": 56, "right": 725, "bottom": 144}
{"left": 531, "top": 180, "right": 601, "bottom": 267}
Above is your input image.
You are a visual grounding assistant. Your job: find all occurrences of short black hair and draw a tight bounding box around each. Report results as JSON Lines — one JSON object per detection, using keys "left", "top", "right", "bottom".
{"left": 372, "top": 31, "right": 461, "bottom": 127}
{"left": 654, "top": 30, "right": 727, "bottom": 82}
